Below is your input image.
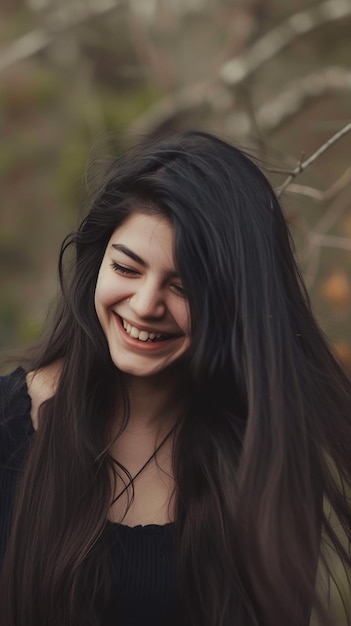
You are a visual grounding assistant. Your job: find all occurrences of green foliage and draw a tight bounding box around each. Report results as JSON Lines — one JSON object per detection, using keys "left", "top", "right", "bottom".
{"left": 102, "top": 84, "right": 160, "bottom": 133}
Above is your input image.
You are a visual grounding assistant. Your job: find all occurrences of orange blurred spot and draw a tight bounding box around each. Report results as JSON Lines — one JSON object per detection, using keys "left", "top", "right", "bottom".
{"left": 320, "top": 272, "right": 351, "bottom": 308}
{"left": 342, "top": 214, "right": 351, "bottom": 237}
{"left": 333, "top": 342, "right": 351, "bottom": 371}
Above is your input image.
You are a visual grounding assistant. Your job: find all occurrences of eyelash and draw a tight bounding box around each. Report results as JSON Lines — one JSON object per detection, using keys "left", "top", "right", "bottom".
{"left": 171, "top": 284, "right": 186, "bottom": 297}
{"left": 110, "top": 261, "right": 186, "bottom": 297}
{"left": 111, "top": 262, "right": 137, "bottom": 275}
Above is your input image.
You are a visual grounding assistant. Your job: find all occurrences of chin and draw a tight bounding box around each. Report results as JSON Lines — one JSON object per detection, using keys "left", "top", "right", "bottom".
{"left": 110, "top": 354, "right": 186, "bottom": 380}
{"left": 108, "top": 355, "right": 161, "bottom": 378}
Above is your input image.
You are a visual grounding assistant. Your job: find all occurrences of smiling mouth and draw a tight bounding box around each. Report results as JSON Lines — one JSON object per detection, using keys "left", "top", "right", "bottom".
{"left": 119, "top": 316, "right": 179, "bottom": 343}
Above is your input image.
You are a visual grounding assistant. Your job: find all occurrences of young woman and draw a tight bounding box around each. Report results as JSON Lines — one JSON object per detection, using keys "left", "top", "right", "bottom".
{"left": 0, "top": 131, "right": 350, "bottom": 626}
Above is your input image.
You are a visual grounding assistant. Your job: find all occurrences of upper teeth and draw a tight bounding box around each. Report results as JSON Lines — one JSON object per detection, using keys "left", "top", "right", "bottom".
{"left": 122, "top": 319, "right": 163, "bottom": 342}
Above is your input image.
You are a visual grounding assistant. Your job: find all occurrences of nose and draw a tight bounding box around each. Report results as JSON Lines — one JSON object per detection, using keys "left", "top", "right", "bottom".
{"left": 129, "top": 280, "right": 166, "bottom": 319}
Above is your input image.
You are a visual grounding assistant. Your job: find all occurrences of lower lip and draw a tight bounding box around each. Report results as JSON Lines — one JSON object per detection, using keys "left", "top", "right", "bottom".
{"left": 114, "top": 314, "right": 180, "bottom": 352}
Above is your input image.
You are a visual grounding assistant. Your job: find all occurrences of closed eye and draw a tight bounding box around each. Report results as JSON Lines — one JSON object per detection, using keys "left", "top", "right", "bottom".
{"left": 111, "top": 261, "right": 138, "bottom": 275}
{"left": 171, "top": 283, "right": 186, "bottom": 297}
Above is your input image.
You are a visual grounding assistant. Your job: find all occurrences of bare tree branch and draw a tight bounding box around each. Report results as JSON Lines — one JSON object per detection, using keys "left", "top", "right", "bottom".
{"left": 221, "top": 0, "right": 351, "bottom": 87}
{"left": 126, "top": 79, "right": 217, "bottom": 140}
{"left": 284, "top": 166, "right": 351, "bottom": 201}
{"left": 128, "top": 5, "right": 177, "bottom": 93}
{"left": 277, "top": 122, "right": 351, "bottom": 197}
{"left": 128, "top": 1, "right": 351, "bottom": 142}
{"left": 311, "top": 234, "right": 351, "bottom": 252}
{"left": 126, "top": 3, "right": 262, "bottom": 140}
{"left": 304, "top": 246, "right": 322, "bottom": 290}
{"left": 225, "top": 67, "right": 351, "bottom": 138}
{"left": 301, "top": 194, "right": 351, "bottom": 288}
{"left": 314, "top": 195, "right": 351, "bottom": 237}
{"left": 0, "top": 0, "right": 127, "bottom": 74}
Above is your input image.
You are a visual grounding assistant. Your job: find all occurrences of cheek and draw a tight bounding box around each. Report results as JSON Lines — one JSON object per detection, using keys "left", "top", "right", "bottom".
{"left": 94, "top": 266, "right": 111, "bottom": 313}
{"left": 94, "top": 286, "right": 104, "bottom": 326}
{"left": 175, "top": 302, "right": 191, "bottom": 335}
{"left": 94, "top": 268, "right": 127, "bottom": 314}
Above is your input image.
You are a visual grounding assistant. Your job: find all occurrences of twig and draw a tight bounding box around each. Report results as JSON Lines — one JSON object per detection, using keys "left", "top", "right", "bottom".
{"left": 284, "top": 166, "right": 351, "bottom": 201}
{"left": 126, "top": 80, "right": 217, "bottom": 140}
{"left": 129, "top": 1, "right": 351, "bottom": 142}
{"left": 304, "top": 246, "right": 322, "bottom": 290}
{"left": 276, "top": 122, "right": 351, "bottom": 197}
{"left": 238, "top": 83, "right": 268, "bottom": 154}
{"left": 268, "top": 167, "right": 296, "bottom": 175}
{"left": 286, "top": 184, "right": 327, "bottom": 201}
{"left": 0, "top": 0, "right": 127, "bottom": 74}
{"left": 226, "top": 67, "right": 351, "bottom": 138}
{"left": 301, "top": 195, "right": 351, "bottom": 261}
{"left": 221, "top": 0, "right": 351, "bottom": 87}
{"left": 128, "top": 6, "right": 176, "bottom": 93}
{"left": 314, "top": 190, "right": 351, "bottom": 234}
{"left": 300, "top": 195, "right": 351, "bottom": 288}
{"left": 311, "top": 234, "right": 351, "bottom": 252}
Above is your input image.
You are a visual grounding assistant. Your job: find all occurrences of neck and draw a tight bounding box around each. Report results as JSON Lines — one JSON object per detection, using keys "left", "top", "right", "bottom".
{"left": 120, "top": 369, "right": 186, "bottom": 434}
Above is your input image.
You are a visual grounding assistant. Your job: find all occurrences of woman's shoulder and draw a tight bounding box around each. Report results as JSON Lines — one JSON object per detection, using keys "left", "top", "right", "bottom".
{"left": 0, "top": 362, "right": 62, "bottom": 470}
{"left": 0, "top": 361, "right": 61, "bottom": 427}
{"left": 26, "top": 361, "right": 62, "bottom": 430}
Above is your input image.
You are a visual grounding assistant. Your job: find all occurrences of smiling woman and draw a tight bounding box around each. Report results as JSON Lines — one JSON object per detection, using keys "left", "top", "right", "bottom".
{"left": 0, "top": 131, "right": 351, "bottom": 626}
{"left": 94, "top": 212, "right": 191, "bottom": 378}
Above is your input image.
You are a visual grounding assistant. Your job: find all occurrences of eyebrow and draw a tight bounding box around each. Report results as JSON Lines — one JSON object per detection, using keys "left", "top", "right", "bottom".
{"left": 112, "top": 244, "right": 146, "bottom": 266}
{"left": 111, "top": 244, "right": 180, "bottom": 278}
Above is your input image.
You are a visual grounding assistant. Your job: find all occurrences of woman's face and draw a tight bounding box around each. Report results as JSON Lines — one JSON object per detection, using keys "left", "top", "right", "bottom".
{"left": 94, "top": 211, "right": 191, "bottom": 378}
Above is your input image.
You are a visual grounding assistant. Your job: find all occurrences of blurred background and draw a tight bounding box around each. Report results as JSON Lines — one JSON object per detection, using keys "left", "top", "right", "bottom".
{"left": 0, "top": 0, "right": 350, "bottom": 368}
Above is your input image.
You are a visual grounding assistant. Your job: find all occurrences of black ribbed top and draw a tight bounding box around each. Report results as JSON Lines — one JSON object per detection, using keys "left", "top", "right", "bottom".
{"left": 0, "top": 368, "right": 184, "bottom": 625}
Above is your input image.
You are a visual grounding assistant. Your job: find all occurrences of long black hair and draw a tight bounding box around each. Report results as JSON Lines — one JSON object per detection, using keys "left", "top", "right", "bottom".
{"left": 1, "top": 131, "right": 351, "bottom": 625}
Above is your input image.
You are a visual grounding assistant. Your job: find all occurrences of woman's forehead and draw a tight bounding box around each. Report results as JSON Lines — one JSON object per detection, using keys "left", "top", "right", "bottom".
{"left": 108, "top": 212, "right": 176, "bottom": 271}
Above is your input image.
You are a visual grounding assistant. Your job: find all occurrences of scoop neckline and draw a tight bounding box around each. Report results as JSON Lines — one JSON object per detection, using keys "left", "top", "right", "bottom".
{"left": 13, "top": 368, "right": 176, "bottom": 533}
{"left": 106, "top": 520, "right": 174, "bottom": 531}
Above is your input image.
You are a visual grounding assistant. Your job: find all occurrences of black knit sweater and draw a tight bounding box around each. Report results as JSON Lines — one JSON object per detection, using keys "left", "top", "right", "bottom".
{"left": 0, "top": 368, "right": 184, "bottom": 625}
